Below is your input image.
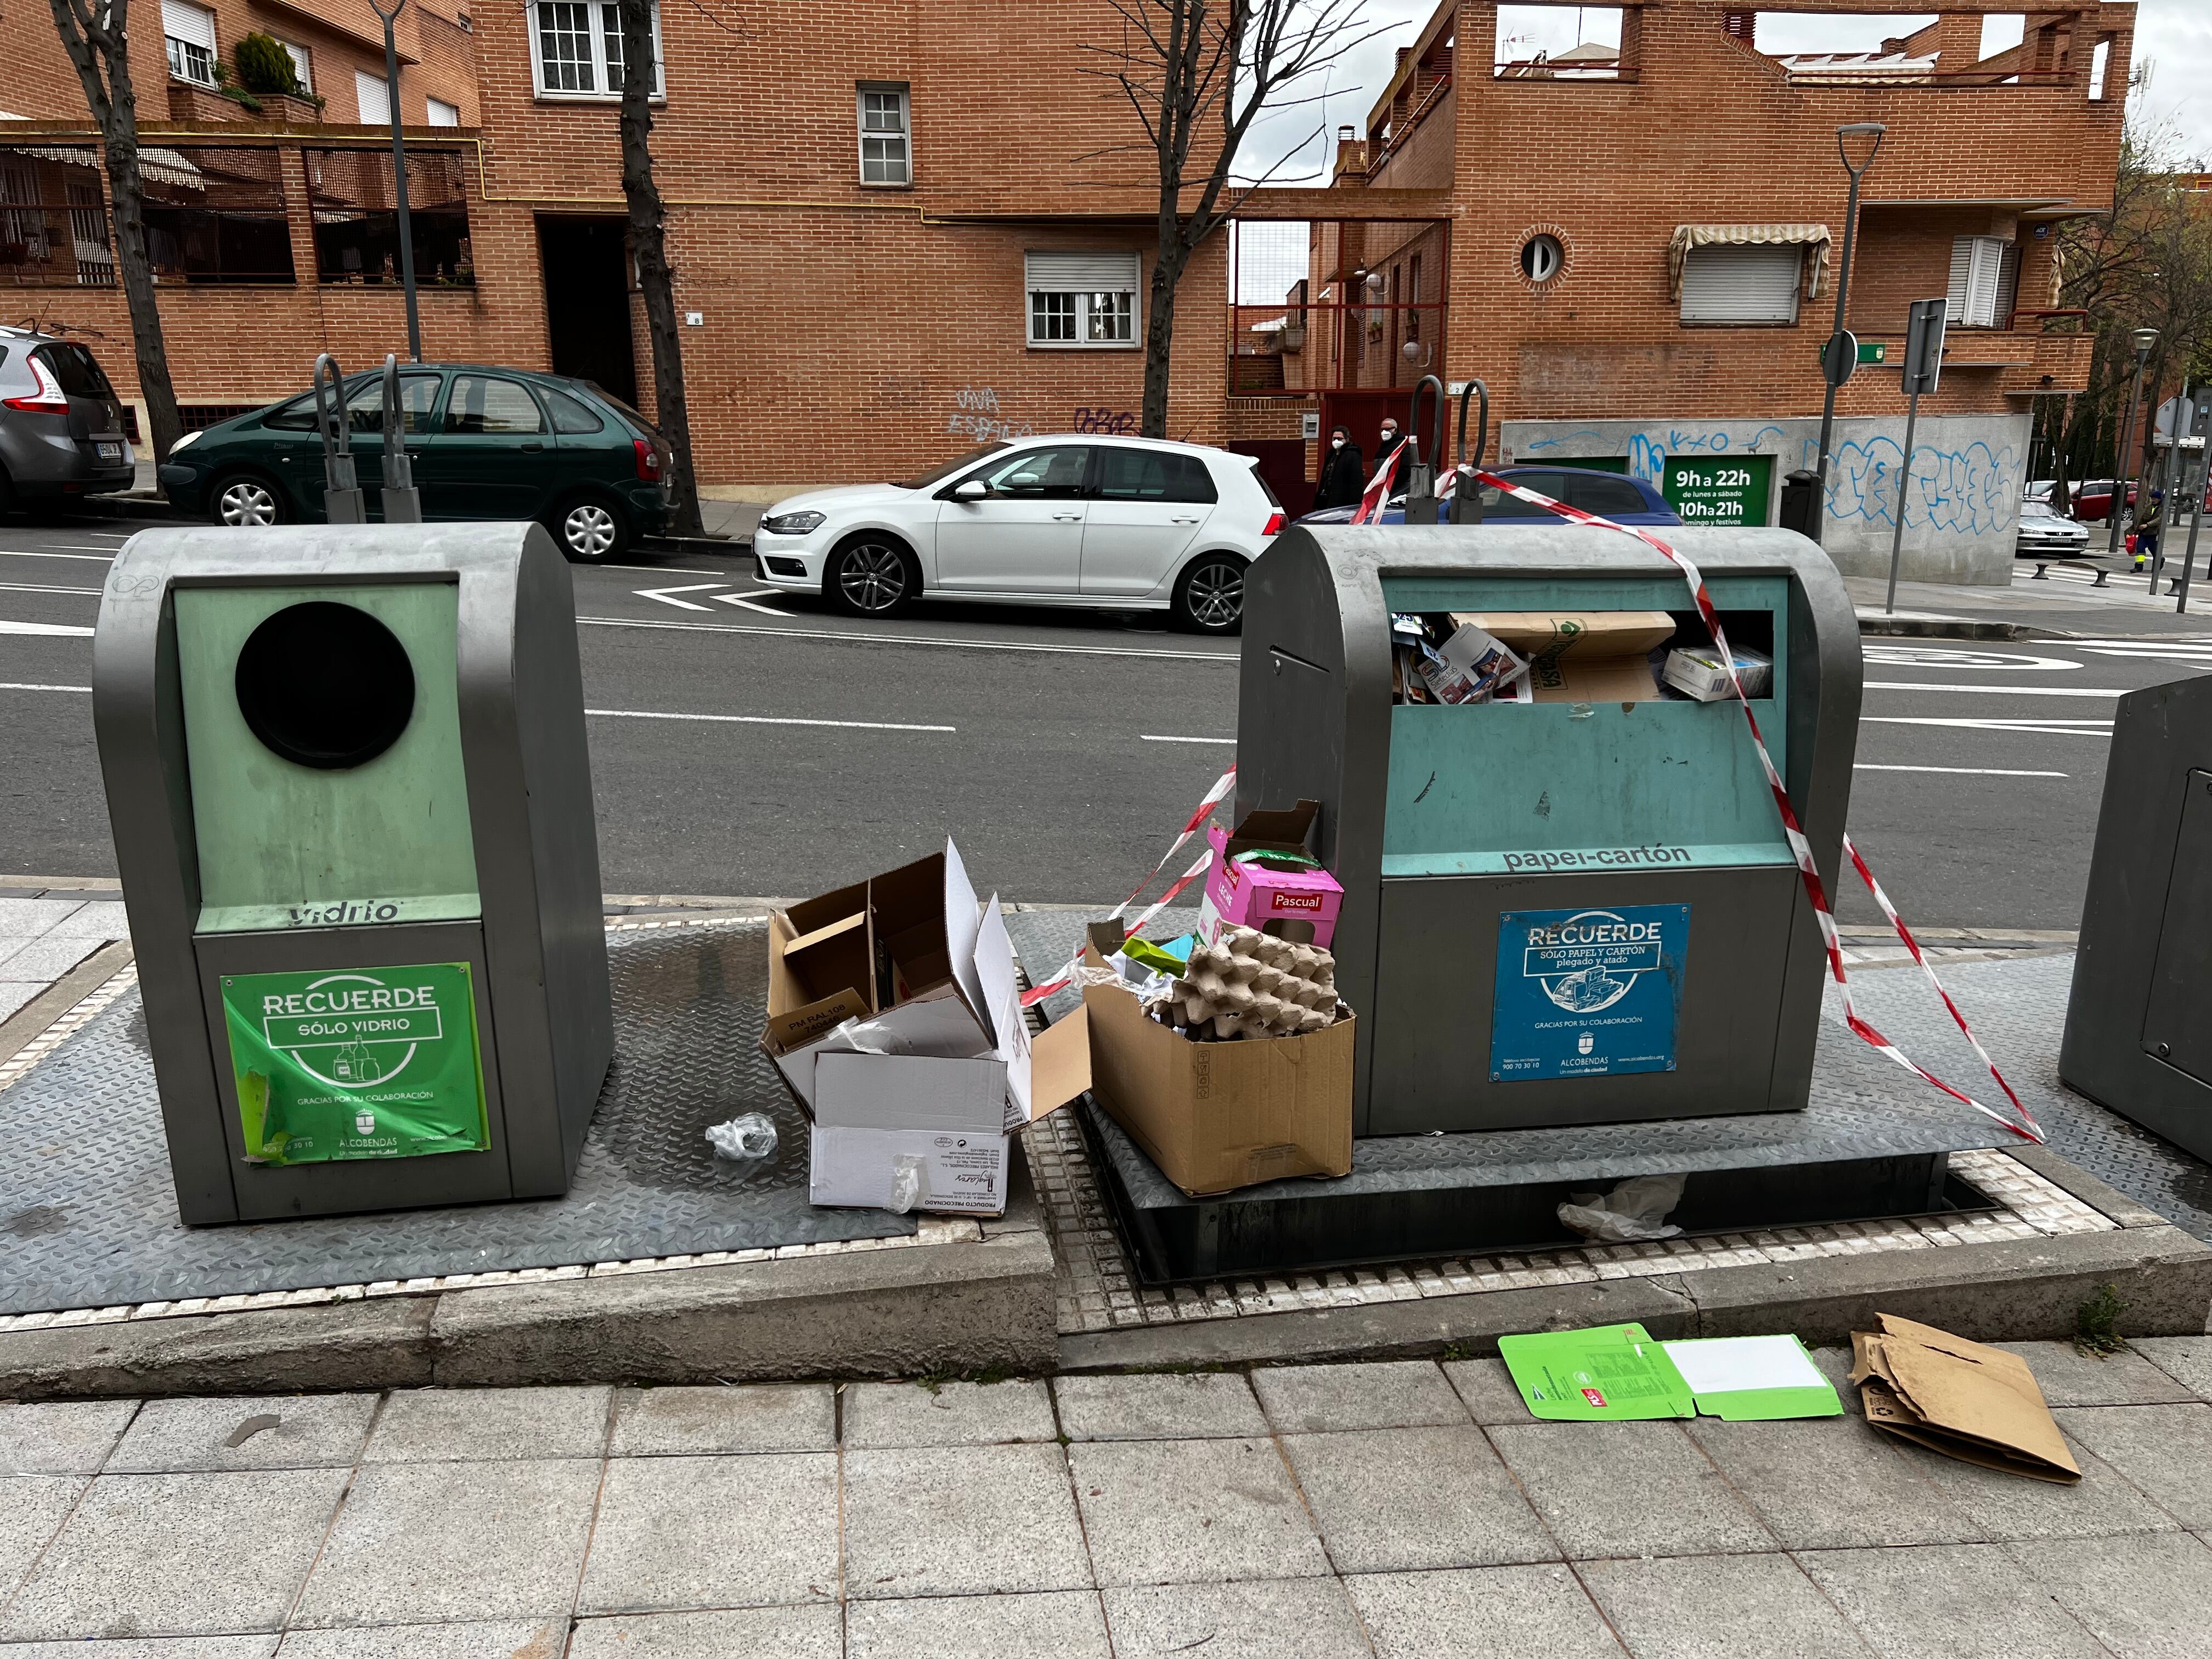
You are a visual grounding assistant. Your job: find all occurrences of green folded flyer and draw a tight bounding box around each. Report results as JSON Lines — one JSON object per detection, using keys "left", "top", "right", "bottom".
{"left": 1500, "top": 1323, "right": 1840, "bottom": 1422}
{"left": 221, "top": 962, "right": 490, "bottom": 1166}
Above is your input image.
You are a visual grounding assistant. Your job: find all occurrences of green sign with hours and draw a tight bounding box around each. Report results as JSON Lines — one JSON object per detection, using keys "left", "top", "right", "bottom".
{"left": 1662, "top": 455, "right": 1773, "bottom": 528}
{"left": 220, "top": 962, "right": 489, "bottom": 1165}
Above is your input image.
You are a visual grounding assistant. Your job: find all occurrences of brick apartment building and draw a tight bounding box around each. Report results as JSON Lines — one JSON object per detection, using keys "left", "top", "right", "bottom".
{"left": 1243, "top": 0, "right": 2131, "bottom": 582}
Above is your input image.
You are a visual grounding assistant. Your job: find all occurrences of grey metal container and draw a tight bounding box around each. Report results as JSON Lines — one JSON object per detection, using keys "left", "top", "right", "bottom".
{"left": 93, "top": 522, "right": 612, "bottom": 1224}
{"left": 1235, "top": 523, "right": 1861, "bottom": 1135}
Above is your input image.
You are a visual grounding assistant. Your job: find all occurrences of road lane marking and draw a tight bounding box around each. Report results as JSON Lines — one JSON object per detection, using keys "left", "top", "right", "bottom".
{"left": 578, "top": 614, "right": 1238, "bottom": 663}
{"left": 0, "top": 582, "right": 102, "bottom": 596}
{"left": 1864, "top": 681, "right": 2125, "bottom": 697}
{"left": 635, "top": 583, "right": 727, "bottom": 611}
{"left": 0, "top": 549, "right": 116, "bottom": 561}
{"left": 1853, "top": 763, "right": 2067, "bottom": 777}
{"left": 1142, "top": 735, "right": 1236, "bottom": 744}
{"left": 1863, "top": 716, "right": 2112, "bottom": 736}
{"left": 595, "top": 566, "right": 727, "bottom": 575}
{"left": 710, "top": 591, "right": 790, "bottom": 618}
{"left": 586, "top": 708, "right": 954, "bottom": 732}
{"left": 0, "top": 680, "right": 91, "bottom": 690}
{"left": 0, "top": 621, "right": 94, "bottom": 636}
{"left": 1860, "top": 646, "right": 2081, "bottom": 670}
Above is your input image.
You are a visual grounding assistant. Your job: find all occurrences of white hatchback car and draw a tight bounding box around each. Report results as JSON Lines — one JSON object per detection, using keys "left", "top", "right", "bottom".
{"left": 751, "top": 435, "right": 1285, "bottom": 634}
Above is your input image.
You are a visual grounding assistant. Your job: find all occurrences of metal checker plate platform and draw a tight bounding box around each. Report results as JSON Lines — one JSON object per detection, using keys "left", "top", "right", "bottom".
{"left": 1003, "top": 911, "right": 2212, "bottom": 1242}
{"left": 0, "top": 920, "right": 911, "bottom": 1317}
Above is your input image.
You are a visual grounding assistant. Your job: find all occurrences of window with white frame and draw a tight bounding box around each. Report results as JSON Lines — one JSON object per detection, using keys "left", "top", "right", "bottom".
{"left": 1678, "top": 244, "right": 1802, "bottom": 324}
{"left": 162, "top": 0, "right": 217, "bottom": 87}
{"left": 1947, "top": 234, "right": 2016, "bottom": 327}
{"left": 857, "top": 85, "right": 910, "bottom": 185}
{"left": 356, "top": 70, "right": 391, "bottom": 125}
{"left": 532, "top": 1, "right": 663, "bottom": 98}
{"left": 281, "top": 40, "right": 313, "bottom": 92}
{"left": 427, "top": 97, "right": 460, "bottom": 126}
{"left": 1025, "top": 251, "right": 1140, "bottom": 348}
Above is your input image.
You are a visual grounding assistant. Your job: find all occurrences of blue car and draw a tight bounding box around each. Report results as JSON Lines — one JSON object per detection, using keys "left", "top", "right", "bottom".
{"left": 1299, "top": 465, "right": 1681, "bottom": 527}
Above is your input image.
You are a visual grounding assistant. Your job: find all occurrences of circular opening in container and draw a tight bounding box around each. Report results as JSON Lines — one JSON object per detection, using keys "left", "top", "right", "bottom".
{"left": 1520, "top": 233, "right": 1564, "bottom": 283}
{"left": 234, "top": 600, "right": 416, "bottom": 770}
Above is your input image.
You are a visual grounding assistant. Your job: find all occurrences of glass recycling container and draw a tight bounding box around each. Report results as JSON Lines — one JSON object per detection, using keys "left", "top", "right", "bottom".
{"left": 93, "top": 522, "right": 613, "bottom": 1223}
{"left": 1235, "top": 523, "right": 1862, "bottom": 1135}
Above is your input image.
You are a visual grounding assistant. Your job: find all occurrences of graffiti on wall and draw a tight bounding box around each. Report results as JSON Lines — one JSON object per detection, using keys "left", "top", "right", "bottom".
{"left": 1824, "top": 437, "right": 2020, "bottom": 536}
{"left": 1073, "top": 407, "right": 1140, "bottom": 435}
{"left": 947, "top": 386, "right": 1035, "bottom": 444}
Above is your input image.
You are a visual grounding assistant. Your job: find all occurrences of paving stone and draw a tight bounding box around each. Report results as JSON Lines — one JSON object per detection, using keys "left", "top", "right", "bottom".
{"left": 1579, "top": 1553, "right": 1871, "bottom": 1659}
{"left": 1808, "top": 1346, "right": 1865, "bottom": 1414}
{"left": 2053, "top": 1403, "right": 2212, "bottom": 1529}
{"left": 1103, "top": 1578, "right": 1371, "bottom": 1658}
{"left": 293, "top": 1458, "right": 601, "bottom": 1626}
{"left": 2010, "top": 1531, "right": 2212, "bottom": 1658}
{"left": 840, "top": 1378, "right": 1056, "bottom": 1447}
{"left": 1053, "top": 1371, "right": 1267, "bottom": 1440}
{"left": 0, "top": 1642, "right": 277, "bottom": 1657}
{"left": 1442, "top": 1357, "right": 1530, "bottom": 1424}
{"left": 0, "top": 980, "right": 38, "bottom": 1020}
{"left": 1684, "top": 1414, "right": 1985, "bottom": 1548}
{"left": 1251, "top": 1361, "right": 1469, "bottom": 1434}
{"left": 565, "top": 1606, "right": 845, "bottom": 1658}
{"left": 107, "top": 1393, "right": 379, "bottom": 1472}
{"left": 577, "top": 1452, "right": 838, "bottom": 1612}
{"left": 0, "top": 1400, "right": 139, "bottom": 1475}
{"left": 1798, "top": 1543, "right": 2109, "bottom": 1658}
{"left": 844, "top": 1442, "right": 1089, "bottom": 1599}
{"left": 609, "top": 1384, "right": 834, "bottom": 1455}
{"left": 847, "top": 1589, "right": 1111, "bottom": 1658}
{"left": 362, "top": 1386, "right": 611, "bottom": 1462}
{"left": 2134, "top": 1336, "right": 2212, "bottom": 1402}
{"left": 272, "top": 1623, "right": 566, "bottom": 1657}
{"left": 0, "top": 898, "right": 77, "bottom": 939}
{"left": 1071, "top": 1437, "right": 1330, "bottom": 1588}
{"left": 1993, "top": 1341, "right": 2196, "bottom": 1406}
{"left": 1894, "top": 1429, "right": 2177, "bottom": 1542}
{"left": 0, "top": 1477, "right": 87, "bottom": 1601}
{"left": 0, "top": 936, "right": 105, "bottom": 984}
{"left": 1, "top": 1468, "right": 348, "bottom": 1640}
{"left": 1487, "top": 1422, "right": 1774, "bottom": 1559}
{"left": 38, "top": 901, "right": 129, "bottom": 938}
{"left": 1282, "top": 1427, "right": 1557, "bottom": 1572}
{"left": 1346, "top": 1564, "right": 1626, "bottom": 1659}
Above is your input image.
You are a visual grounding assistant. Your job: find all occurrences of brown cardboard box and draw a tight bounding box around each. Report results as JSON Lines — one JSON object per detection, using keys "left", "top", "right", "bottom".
{"left": 1079, "top": 945, "right": 1354, "bottom": 1197}
{"left": 1459, "top": 611, "right": 1676, "bottom": 704}
{"left": 1849, "top": 1313, "right": 2082, "bottom": 1483}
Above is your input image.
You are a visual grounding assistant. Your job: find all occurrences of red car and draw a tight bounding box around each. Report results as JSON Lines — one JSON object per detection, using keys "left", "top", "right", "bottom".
{"left": 2060, "top": 479, "right": 2134, "bottom": 523}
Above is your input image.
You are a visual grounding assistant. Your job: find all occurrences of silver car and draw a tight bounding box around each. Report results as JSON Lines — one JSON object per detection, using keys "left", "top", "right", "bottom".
{"left": 0, "top": 325, "right": 134, "bottom": 513}
{"left": 2015, "top": 495, "right": 2089, "bottom": 560}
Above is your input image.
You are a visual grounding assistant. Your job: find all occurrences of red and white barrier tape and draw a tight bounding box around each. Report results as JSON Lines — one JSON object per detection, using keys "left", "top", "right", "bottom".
{"left": 1452, "top": 463, "right": 2042, "bottom": 1143}
{"left": 1352, "top": 445, "right": 1405, "bottom": 526}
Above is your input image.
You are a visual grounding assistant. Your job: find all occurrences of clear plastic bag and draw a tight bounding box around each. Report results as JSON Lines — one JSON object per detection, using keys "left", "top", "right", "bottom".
{"left": 887, "top": 1153, "right": 928, "bottom": 1214}
{"left": 704, "top": 1112, "right": 780, "bottom": 1162}
{"left": 1558, "top": 1173, "right": 1685, "bottom": 1243}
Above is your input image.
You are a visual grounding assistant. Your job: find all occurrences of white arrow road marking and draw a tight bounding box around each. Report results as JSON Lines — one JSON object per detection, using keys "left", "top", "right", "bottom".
{"left": 0, "top": 549, "right": 116, "bottom": 562}
{"left": 586, "top": 708, "right": 953, "bottom": 732}
{"left": 0, "top": 581, "right": 102, "bottom": 597}
{"left": 1865, "top": 681, "right": 2126, "bottom": 697}
{"left": 634, "top": 582, "right": 727, "bottom": 611}
{"left": 0, "top": 622, "right": 94, "bottom": 637}
{"left": 1142, "top": 735, "right": 1236, "bottom": 744}
{"left": 710, "top": 589, "right": 789, "bottom": 618}
{"left": 1862, "top": 716, "right": 2112, "bottom": 736}
{"left": 1854, "top": 763, "right": 2067, "bottom": 777}
{"left": 0, "top": 679, "right": 92, "bottom": 690}
{"left": 578, "top": 614, "right": 1237, "bottom": 664}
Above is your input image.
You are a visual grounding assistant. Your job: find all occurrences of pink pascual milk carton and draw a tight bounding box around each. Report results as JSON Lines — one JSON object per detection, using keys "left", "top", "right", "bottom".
{"left": 1195, "top": 802, "right": 1344, "bottom": 950}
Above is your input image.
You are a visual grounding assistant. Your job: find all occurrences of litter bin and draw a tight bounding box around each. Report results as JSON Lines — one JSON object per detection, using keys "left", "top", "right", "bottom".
{"left": 1778, "top": 469, "right": 1822, "bottom": 538}
{"left": 2061, "top": 673, "right": 2212, "bottom": 1154}
{"left": 93, "top": 522, "right": 613, "bottom": 1223}
{"left": 1235, "top": 522, "right": 1861, "bottom": 1135}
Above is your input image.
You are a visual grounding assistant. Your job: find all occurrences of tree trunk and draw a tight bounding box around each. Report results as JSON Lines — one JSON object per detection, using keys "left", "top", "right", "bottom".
{"left": 617, "top": 0, "right": 704, "bottom": 538}
{"left": 1142, "top": 232, "right": 1184, "bottom": 439}
{"left": 2047, "top": 393, "right": 2073, "bottom": 516}
{"left": 44, "top": 0, "right": 184, "bottom": 463}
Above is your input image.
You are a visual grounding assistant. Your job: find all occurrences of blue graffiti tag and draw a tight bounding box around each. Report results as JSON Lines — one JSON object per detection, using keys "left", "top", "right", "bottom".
{"left": 1825, "top": 438, "right": 2019, "bottom": 535}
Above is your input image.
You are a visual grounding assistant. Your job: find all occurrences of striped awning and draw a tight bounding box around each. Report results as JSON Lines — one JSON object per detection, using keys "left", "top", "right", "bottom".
{"left": 1669, "top": 224, "right": 1831, "bottom": 300}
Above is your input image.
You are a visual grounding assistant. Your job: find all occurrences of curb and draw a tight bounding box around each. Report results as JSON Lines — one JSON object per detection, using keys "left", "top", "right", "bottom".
{"left": 1858, "top": 614, "right": 2042, "bottom": 642}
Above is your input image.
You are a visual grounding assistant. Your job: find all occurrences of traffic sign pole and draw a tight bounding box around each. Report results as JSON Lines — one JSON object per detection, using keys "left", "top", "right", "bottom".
{"left": 1885, "top": 298, "right": 1946, "bottom": 616}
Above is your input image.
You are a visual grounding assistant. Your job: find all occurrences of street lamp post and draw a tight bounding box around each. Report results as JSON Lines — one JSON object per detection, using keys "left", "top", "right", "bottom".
{"left": 1810, "top": 122, "right": 1886, "bottom": 547}
{"left": 2108, "top": 326, "right": 2157, "bottom": 562}
{"left": 369, "top": 0, "right": 422, "bottom": 364}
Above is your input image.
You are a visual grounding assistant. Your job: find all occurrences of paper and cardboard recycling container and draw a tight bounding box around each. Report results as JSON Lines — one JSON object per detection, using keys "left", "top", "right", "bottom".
{"left": 93, "top": 523, "right": 613, "bottom": 1224}
{"left": 2061, "top": 672, "right": 2212, "bottom": 1157}
{"left": 1236, "top": 522, "right": 1861, "bottom": 1135}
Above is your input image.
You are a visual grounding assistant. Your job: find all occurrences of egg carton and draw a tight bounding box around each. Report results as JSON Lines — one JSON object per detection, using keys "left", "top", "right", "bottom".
{"left": 1158, "top": 923, "right": 1340, "bottom": 1041}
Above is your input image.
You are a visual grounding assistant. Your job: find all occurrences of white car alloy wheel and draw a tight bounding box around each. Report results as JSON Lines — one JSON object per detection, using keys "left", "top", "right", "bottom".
{"left": 1181, "top": 556, "right": 1244, "bottom": 630}
{"left": 563, "top": 501, "right": 619, "bottom": 560}
{"left": 217, "top": 477, "right": 280, "bottom": 526}
{"left": 837, "top": 540, "right": 910, "bottom": 612}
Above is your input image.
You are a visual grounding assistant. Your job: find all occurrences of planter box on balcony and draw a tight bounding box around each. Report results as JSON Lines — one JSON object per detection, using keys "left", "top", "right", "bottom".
{"left": 167, "top": 81, "right": 248, "bottom": 123}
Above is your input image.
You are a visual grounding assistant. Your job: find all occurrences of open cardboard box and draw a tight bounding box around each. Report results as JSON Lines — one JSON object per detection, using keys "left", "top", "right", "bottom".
{"left": 1195, "top": 800, "right": 1344, "bottom": 949}
{"left": 761, "top": 840, "right": 1089, "bottom": 1216}
{"left": 1459, "top": 611, "right": 1676, "bottom": 704}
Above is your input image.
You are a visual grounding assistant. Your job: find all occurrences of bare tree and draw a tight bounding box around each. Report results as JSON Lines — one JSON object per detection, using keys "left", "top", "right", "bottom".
{"left": 1083, "top": 0, "right": 1378, "bottom": 438}
{"left": 44, "top": 0, "right": 185, "bottom": 462}
{"left": 615, "top": 0, "right": 704, "bottom": 537}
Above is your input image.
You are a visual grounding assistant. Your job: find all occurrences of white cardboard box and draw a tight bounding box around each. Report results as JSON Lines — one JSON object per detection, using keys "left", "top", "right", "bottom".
{"left": 807, "top": 1125, "right": 1013, "bottom": 1214}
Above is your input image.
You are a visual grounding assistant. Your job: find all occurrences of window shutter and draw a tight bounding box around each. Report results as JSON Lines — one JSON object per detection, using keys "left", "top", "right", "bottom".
{"left": 283, "top": 41, "right": 312, "bottom": 91}
{"left": 1678, "top": 245, "right": 1801, "bottom": 323}
{"left": 1025, "top": 251, "right": 1141, "bottom": 292}
{"left": 161, "top": 0, "right": 215, "bottom": 49}
{"left": 356, "top": 70, "right": 391, "bottom": 125}
{"left": 1948, "top": 235, "right": 2008, "bottom": 326}
{"left": 1947, "top": 236, "right": 1971, "bottom": 315}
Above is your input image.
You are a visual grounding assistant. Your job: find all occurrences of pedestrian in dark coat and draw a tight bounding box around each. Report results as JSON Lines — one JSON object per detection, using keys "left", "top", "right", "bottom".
{"left": 1375, "top": 414, "right": 1417, "bottom": 478}
{"left": 1317, "top": 426, "right": 1366, "bottom": 509}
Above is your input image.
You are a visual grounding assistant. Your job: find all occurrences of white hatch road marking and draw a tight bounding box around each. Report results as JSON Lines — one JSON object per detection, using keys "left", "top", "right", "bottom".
{"left": 1860, "top": 646, "right": 2082, "bottom": 671}
{"left": 586, "top": 708, "right": 955, "bottom": 732}
{"left": 0, "top": 581, "right": 103, "bottom": 597}
{"left": 1854, "top": 763, "right": 2068, "bottom": 777}
{"left": 0, "top": 621, "right": 94, "bottom": 637}
{"left": 1863, "top": 716, "right": 2112, "bottom": 736}
{"left": 2073, "top": 643, "right": 2212, "bottom": 668}
{"left": 579, "top": 614, "right": 1238, "bottom": 664}
{"left": 0, "top": 548, "right": 117, "bottom": 562}
{"left": 709, "top": 590, "right": 789, "bottom": 618}
{"left": 0, "top": 680, "right": 92, "bottom": 691}
{"left": 1864, "top": 681, "right": 2126, "bottom": 698}
{"left": 595, "top": 565, "right": 726, "bottom": 575}
{"left": 1142, "top": 734, "right": 1237, "bottom": 744}
{"left": 634, "top": 582, "right": 726, "bottom": 612}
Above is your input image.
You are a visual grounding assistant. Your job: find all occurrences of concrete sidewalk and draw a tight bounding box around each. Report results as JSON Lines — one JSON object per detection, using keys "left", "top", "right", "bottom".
{"left": 3, "top": 1347, "right": 2211, "bottom": 1655}
{"left": 1847, "top": 557, "right": 2212, "bottom": 638}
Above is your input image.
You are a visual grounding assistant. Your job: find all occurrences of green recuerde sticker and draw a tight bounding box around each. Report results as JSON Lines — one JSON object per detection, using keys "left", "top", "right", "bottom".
{"left": 220, "top": 963, "right": 490, "bottom": 1165}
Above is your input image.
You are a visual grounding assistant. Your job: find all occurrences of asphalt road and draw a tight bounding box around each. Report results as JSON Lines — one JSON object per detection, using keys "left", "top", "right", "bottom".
{"left": 4, "top": 512, "right": 2209, "bottom": 931}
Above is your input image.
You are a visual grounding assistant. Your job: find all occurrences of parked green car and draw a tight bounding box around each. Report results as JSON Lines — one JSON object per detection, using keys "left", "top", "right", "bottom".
{"left": 157, "top": 363, "right": 675, "bottom": 561}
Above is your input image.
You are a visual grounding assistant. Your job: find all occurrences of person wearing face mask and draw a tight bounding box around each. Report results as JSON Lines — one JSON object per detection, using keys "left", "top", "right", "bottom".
{"left": 1316, "top": 424, "right": 1365, "bottom": 509}
{"left": 1375, "top": 414, "right": 1416, "bottom": 480}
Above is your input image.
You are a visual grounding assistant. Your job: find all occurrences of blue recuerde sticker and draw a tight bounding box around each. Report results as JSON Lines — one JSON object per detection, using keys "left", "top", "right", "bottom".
{"left": 1491, "top": 905, "right": 1689, "bottom": 1081}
